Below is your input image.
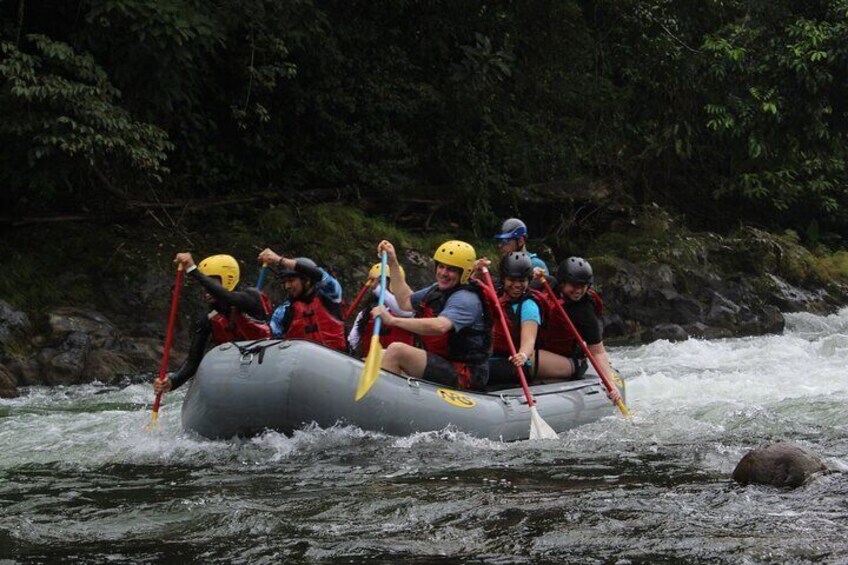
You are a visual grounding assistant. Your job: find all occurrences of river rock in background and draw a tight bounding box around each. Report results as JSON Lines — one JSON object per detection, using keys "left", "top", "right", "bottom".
{"left": 4, "top": 306, "right": 182, "bottom": 389}
{"left": 0, "top": 299, "right": 31, "bottom": 346}
{"left": 597, "top": 258, "right": 786, "bottom": 344}
{"left": 0, "top": 365, "right": 18, "bottom": 398}
{"left": 732, "top": 442, "right": 828, "bottom": 488}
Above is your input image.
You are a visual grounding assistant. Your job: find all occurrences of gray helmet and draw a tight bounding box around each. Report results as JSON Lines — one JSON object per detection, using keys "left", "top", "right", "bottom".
{"left": 277, "top": 257, "right": 318, "bottom": 279}
{"left": 494, "top": 218, "right": 528, "bottom": 240}
{"left": 500, "top": 252, "right": 533, "bottom": 280}
{"left": 557, "top": 256, "right": 593, "bottom": 286}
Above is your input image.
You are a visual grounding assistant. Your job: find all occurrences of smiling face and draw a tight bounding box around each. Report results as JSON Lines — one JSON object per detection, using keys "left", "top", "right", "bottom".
{"left": 434, "top": 262, "right": 462, "bottom": 290}
{"left": 503, "top": 276, "right": 529, "bottom": 299}
{"left": 561, "top": 281, "right": 589, "bottom": 302}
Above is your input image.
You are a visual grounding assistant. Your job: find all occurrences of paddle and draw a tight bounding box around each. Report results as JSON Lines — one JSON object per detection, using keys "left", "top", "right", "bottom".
{"left": 343, "top": 279, "right": 371, "bottom": 321}
{"left": 540, "top": 277, "right": 630, "bottom": 418}
{"left": 151, "top": 264, "right": 185, "bottom": 428}
{"left": 479, "top": 267, "right": 558, "bottom": 439}
{"left": 354, "top": 251, "right": 389, "bottom": 401}
{"left": 256, "top": 262, "right": 269, "bottom": 290}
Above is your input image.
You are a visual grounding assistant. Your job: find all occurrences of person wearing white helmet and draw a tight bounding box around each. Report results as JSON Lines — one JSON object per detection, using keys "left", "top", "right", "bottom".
{"left": 348, "top": 262, "right": 414, "bottom": 357}
{"left": 493, "top": 218, "right": 549, "bottom": 274}
{"left": 370, "top": 239, "right": 492, "bottom": 391}
{"left": 153, "top": 252, "right": 271, "bottom": 396}
{"left": 257, "top": 248, "right": 347, "bottom": 351}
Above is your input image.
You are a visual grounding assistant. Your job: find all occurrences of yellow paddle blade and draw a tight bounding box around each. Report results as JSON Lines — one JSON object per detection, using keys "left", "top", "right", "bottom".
{"left": 355, "top": 339, "right": 384, "bottom": 401}
{"left": 615, "top": 398, "right": 632, "bottom": 419}
{"left": 148, "top": 410, "right": 160, "bottom": 431}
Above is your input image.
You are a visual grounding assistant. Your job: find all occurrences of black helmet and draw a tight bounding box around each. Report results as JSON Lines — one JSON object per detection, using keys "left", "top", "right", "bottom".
{"left": 277, "top": 257, "right": 318, "bottom": 279}
{"left": 500, "top": 252, "right": 533, "bottom": 280}
{"left": 557, "top": 256, "right": 593, "bottom": 286}
{"left": 494, "top": 218, "right": 528, "bottom": 240}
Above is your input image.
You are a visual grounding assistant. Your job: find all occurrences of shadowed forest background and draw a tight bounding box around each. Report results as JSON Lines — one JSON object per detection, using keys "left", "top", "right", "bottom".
{"left": 2, "top": 0, "right": 848, "bottom": 325}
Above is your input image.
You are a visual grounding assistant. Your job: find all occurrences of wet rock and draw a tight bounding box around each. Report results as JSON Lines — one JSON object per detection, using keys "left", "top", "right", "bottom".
{"left": 732, "top": 442, "right": 827, "bottom": 488}
{"left": 8, "top": 358, "right": 41, "bottom": 386}
{"left": 48, "top": 307, "right": 118, "bottom": 349}
{"left": 764, "top": 274, "right": 830, "bottom": 314}
{"left": 86, "top": 349, "right": 134, "bottom": 382}
{"left": 646, "top": 323, "right": 689, "bottom": 342}
{"left": 41, "top": 331, "right": 92, "bottom": 385}
{"left": 683, "top": 322, "right": 732, "bottom": 339}
{"left": 0, "top": 365, "right": 18, "bottom": 398}
{"left": 0, "top": 300, "right": 32, "bottom": 361}
{"left": 707, "top": 292, "right": 740, "bottom": 328}
{"left": 0, "top": 299, "right": 31, "bottom": 346}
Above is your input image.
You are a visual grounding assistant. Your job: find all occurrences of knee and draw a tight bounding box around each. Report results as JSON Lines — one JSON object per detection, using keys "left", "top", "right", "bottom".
{"left": 384, "top": 342, "right": 408, "bottom": 361}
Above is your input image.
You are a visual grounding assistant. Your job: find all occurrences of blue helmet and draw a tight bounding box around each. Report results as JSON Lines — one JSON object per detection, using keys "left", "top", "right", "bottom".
{"left": 494, "top": 218, "right": 528, "bottom": 240}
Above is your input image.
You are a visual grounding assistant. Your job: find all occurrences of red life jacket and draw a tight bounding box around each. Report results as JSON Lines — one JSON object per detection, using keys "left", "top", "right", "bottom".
{"left": 413, "top": 281, "right": 493, "bottom": 365}
{"left": 491, "top": 289, "right": 545, "bottom": 356}
{"left": 209, "top": 289, "right": 272, "bottom": 344}
{"left": 285, "top": 292, "right": 347, "bottom": 351}
{"left": 361, "top": 313, "right": 415, "bottom": 352}
{"left": 539, "top": 288, "right": 603, "bottom": 357}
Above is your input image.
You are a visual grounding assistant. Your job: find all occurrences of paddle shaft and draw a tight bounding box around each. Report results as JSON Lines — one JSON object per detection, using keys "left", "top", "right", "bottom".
{"left": 371, "top": 252, "right": 389, "bottom": 337}
{"left": 343, "top": 280, "right": 371, "bottom": 320}
{"left": 479, "top": 268, "right": 538, "bottom": 408}
{"left": 354, "top": 252, "right": 389, "bottom": 401}
{"left": 256, "top": 263, "right": 269, "bottom": 290}
{"left": 152, "top": 266, "right": 184, "bottom": 415}
{"left": 540, "top": 278, "right": 625, "bottom": 407}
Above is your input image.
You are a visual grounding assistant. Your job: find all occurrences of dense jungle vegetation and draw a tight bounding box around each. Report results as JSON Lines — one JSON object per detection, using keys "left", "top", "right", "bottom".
{"left": 2, "top": 0, "right": 847, "bottom": 250}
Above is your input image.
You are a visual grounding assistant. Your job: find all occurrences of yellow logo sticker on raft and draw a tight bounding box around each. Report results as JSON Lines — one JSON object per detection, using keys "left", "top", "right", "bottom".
{"left": 437, "top": 388, "right": 477, "bottom": 409}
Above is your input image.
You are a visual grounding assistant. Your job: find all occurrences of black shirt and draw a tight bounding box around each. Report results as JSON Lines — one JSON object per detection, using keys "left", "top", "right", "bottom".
{"left": 169, "top": 268, "right": 267, "bottom": 390}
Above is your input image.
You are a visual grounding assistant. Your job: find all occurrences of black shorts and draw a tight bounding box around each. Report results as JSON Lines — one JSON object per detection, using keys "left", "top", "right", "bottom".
{"left": 422, "top": 352, "right": 489, "bottom": 391}
{"left": 487, "top": 350, "right": 541, "bottom": 386}
{"left": 488, "top": 352, "right": 588, "bottom": 386}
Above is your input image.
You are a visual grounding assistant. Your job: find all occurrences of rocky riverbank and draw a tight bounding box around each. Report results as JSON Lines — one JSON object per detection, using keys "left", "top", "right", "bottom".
{"left": 1, "top": 206, "right": 845, "bottom": 399}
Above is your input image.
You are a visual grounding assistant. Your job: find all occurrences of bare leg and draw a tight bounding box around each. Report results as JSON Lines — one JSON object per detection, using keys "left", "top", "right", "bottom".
{"left": 381, "top": 342, "right": 428, "bottom": 378}
{"left": 534, "top": 349, "right": 576, "bottom": 380}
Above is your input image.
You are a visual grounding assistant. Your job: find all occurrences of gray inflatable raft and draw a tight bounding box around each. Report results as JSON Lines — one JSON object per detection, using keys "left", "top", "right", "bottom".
{"left": 181, "top": 339, "right": 626, "bottom": 441}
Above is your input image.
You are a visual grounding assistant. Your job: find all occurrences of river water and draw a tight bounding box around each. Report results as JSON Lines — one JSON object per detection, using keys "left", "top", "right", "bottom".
{"left": 2, "top": 310, "right": 847, "bottom": 564}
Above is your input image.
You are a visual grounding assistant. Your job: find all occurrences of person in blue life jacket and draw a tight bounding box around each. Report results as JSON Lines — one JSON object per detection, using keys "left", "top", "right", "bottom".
{"left": 494, "top": 218, "right": 549, "bottom": 275}
{"left": 369, "top": 239, "right": 492, "bottom": 391}
{"left": 152, "top": 252, "right": 271, "bottom": 396}
{"left": 257, "top": 248, "right": 347, "bottom": 351}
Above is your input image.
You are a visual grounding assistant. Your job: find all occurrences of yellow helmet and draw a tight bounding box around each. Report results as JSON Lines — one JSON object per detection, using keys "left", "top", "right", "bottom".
{"left": 368, "top": 262, "right": 406, "bottom": 280}
{"left": 369, "top": 262, "right": 405, "bottom": 292}
{"left": 433, "top": 240, "right": 476, "bottom": 284}
{"left": 198, "top": 254, "right": 240, "bottom": 291}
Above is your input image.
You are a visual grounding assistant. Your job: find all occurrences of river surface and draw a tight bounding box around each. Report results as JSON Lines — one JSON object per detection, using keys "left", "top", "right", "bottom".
{"left": 2, "top": 310, "right": 847, "bottom": 564}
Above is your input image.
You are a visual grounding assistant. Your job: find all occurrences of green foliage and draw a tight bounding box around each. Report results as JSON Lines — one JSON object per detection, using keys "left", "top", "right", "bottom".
{"left": 0, "top": 34, "right": 172, "bottom": 213}
{"left": 1, "top": 1, "right": 847, "bottom": 245}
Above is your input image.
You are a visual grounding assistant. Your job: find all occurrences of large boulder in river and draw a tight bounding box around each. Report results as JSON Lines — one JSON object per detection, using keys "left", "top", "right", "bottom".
{"left": 732, "top": 442, "right": 827, "bottom": 488}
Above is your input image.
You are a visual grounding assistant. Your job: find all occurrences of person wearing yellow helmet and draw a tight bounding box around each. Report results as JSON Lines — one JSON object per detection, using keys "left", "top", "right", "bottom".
{"left": 348, "top": 262, "right": 414, "bottom": 357}
{"left": 152, "top": 252, "right": 272, "bottom": 396}
{"left": 369, "top": 239, "right": 492, "bottom": 391}
{"left": 257, "top": 248, "right": 347, "bottom": 351}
